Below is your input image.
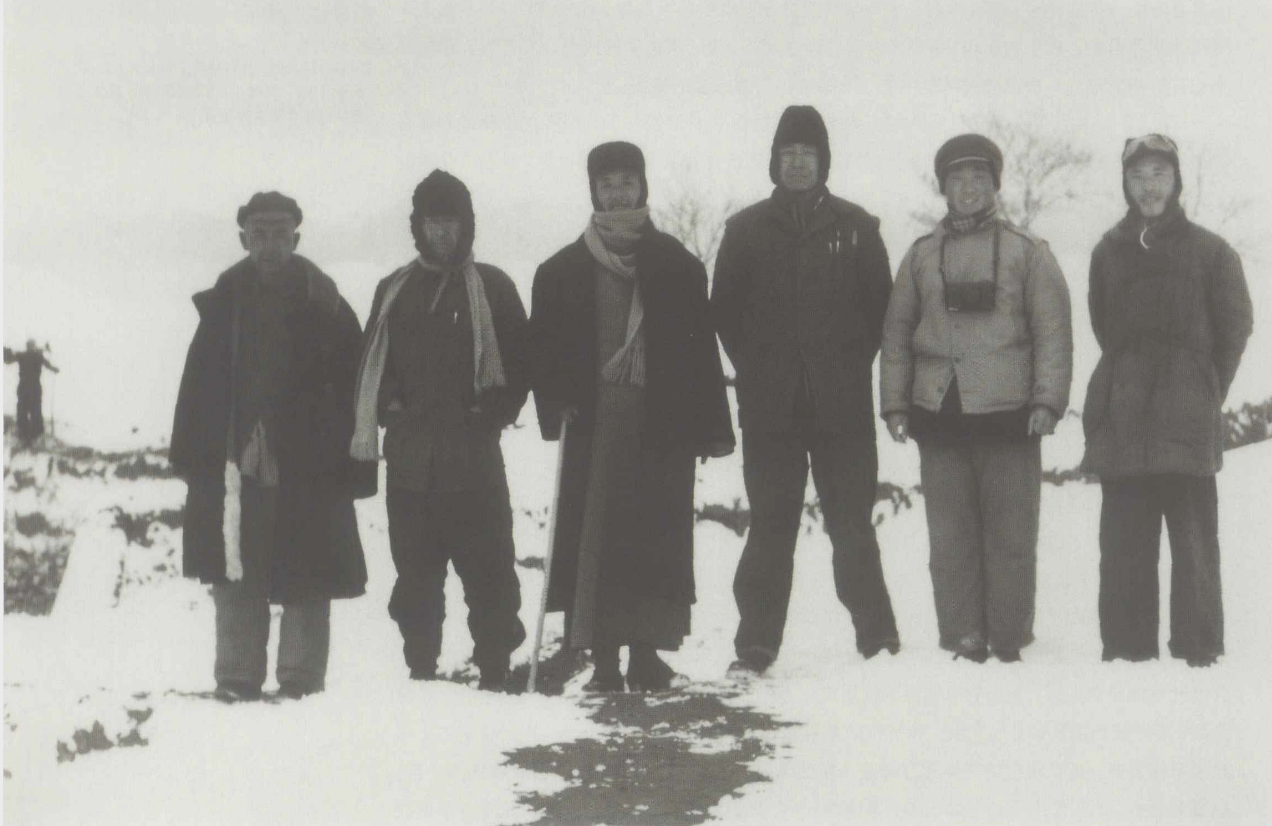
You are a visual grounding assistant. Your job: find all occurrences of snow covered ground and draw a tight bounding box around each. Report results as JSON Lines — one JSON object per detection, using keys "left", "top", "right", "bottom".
{"left": 5, "top": 419, "right": 1272, "bottom": 824}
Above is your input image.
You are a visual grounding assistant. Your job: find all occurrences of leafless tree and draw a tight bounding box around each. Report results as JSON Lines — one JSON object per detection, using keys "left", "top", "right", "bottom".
{"left": 1184, "top": 151, "right": 1262, "bottom": 260}
{"left": 654, "top": 187, "right": 736, "bottom": 273}
{"left": 910, "top": 117, "right": 1093, "bottom": 232}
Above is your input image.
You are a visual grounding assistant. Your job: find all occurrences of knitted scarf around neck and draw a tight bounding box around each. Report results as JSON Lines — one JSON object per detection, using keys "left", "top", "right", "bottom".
{"left": 584, "top": 206, "right": 649, "bottom": 386}
{"left": 349, "top": 254, "right": 506, "bottom": 460}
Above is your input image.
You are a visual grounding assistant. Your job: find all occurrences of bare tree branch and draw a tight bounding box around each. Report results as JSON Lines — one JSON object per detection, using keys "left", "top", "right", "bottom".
{"left": 653, "top": 186, "right": 736, "bottom": 272}
{"left": 909, "top": 118, "right": 1093, "bottom": 234}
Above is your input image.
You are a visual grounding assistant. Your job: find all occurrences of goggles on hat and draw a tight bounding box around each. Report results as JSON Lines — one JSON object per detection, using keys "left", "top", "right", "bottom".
{"left": 1122, "top": 134, "right": 1178, "bottom": 164}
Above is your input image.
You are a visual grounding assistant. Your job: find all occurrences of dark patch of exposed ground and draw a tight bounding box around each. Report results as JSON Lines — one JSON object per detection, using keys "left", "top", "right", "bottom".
{"left": 504, "top": 687, "right": 795, "bottom": 825}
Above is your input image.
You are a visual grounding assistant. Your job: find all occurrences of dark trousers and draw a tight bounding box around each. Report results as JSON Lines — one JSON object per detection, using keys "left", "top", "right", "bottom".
{"left": 385, "top": 484, "right": 526, "bottom": 675}
{"left": 734, "top": 428, "right": 899, "bottom": 662}
{"left": 16, "top": 390, "right": 43, "bottom": 442}
{"left": 1099, "top": 475, "right": 1224, "bottom": 662}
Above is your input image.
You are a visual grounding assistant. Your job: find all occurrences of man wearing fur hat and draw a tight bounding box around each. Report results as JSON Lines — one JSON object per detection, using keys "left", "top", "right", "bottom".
{"left": 1080, "top": 134, "right": 1252, "bottom": 667}
{"left": 352, "top": 170, "right": 529, "bottom": 690}
{"left": 171, "top": 192, "right": 374, "bottom": 701}
{"left": 530, "top": 141, "right": 734, "bottom": 692}
{"left": 880, "top": 134, "right": 1072, "bottom": 663}
{"left": 712, "top": 106, "right": 900, "bottom": 673}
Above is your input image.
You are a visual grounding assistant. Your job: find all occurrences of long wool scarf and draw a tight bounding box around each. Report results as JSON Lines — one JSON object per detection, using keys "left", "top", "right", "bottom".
{"left": 349, "top": 254, "right": 506, "bottom": 461}
{"left": 584, "top": 206, "right": 649, "bottom": 386}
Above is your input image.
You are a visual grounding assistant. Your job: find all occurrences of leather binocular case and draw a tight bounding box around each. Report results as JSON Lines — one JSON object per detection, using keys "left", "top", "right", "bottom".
{"left": 943, "top": 281, "right": 996, "bottom": 313}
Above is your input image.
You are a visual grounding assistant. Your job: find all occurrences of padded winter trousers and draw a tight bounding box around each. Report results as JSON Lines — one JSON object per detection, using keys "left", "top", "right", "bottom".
{"left": 211, "top": 583, "right": 330, "bottom": 692}
{"left": 1098, "top": 475, "right": 1223, "bottom": 662}
{"left": 918, "top": 438, "right": 1041, "bottom": 654}
{"left": 385, "top": 484, "right": 526, "bottom": 675}
{"left": 733, "top": 429, "right": 899, "bottom": 664}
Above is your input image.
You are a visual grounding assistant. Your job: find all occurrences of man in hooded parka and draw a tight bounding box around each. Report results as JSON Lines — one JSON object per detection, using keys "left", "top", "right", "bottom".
{"left": 711, "top": 106, "right": 901, "bottom": 673}
{"left": 1081, "top": 134, "right": 1252, "bottom": 667}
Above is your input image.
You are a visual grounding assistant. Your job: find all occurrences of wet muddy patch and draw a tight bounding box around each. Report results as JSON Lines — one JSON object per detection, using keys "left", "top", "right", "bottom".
{"left": 505, "top": 689, "right": 794, "bottom": 825}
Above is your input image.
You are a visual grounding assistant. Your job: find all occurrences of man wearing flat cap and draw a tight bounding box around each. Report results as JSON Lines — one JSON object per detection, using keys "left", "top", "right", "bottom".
{"left": 1080, "top": 134, "right": 1252, "bottom": 667}
{"left": 880, "top": 134, "right": 1072, "bottom": 664}
{"left": 171, "top": 191, "right": 374, "bottom": 701}
{"left": 352, "top": 170, "right": 530, "bottom": 691}
{"left": 530, "top": 141, "right": 734, "bottom": 692}
{"left": 712, "top": 106, "right": 900, "bottom": 674}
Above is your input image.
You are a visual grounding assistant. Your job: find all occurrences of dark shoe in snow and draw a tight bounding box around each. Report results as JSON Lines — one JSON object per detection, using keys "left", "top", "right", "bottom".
{"left": 726, "top": 659, "right": 767, "bottom": 680}
{"left": 478, "top": 667, "right": 510, "bottom": 692}
{"left": 277, "top": 682, "right": 323, "bottom": 700}
{"left": 729, "top": 645, "right": 776, "bottom": 677}
{"left": 1101, "top": 650, "right": 1158, "bottom": 663}
{"left": 862, "top": 639, "right": 901, "bottom": 660}
{"left": 994, "top": 649, "right": 1022, "bottom": 663}
{"left": 409, "top": 666, "right": 439, "bottom": 681}
{"left": 952, "top": 647, "right": 990, "bottom": 664}
{"left": 583, "top": 668, "right": 626, "bottom": 694}
{"left": 626, "top": 653, "right": 681, "bottom": 692}
{"left": 1186, "top": 655, "right": 1219, "bottom": 668}
{"left": 213, "top": 681, "right": 263, "bottom": 703}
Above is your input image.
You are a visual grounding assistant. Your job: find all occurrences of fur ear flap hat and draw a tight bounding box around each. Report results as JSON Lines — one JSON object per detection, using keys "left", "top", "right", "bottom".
{"left": 587, "top": 141, "right": 648, "bottom": 211}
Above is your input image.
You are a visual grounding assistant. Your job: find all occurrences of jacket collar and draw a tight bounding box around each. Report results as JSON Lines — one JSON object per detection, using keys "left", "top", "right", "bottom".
{"left": 193, "top": 255, "right": 333, "bottom": 317}
{"left": 765, "top": 185, "right": 838, "bottom": 237}
{"left": 1108, "top": 203, "right": 1189, "bottom": 247}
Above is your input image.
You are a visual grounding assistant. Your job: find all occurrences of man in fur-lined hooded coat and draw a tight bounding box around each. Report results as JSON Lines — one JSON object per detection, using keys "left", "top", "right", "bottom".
{"left": 530, "top": 141, "right": 735, "bottom": 692}
{"left": 351, "top": 170, "right": 529, "bottom": 691}
{"left": 1081, "top": 134, "right": 1252, "bottom": 667}
{"left": 171, "top": 191, "right": 374, "bottom": 702}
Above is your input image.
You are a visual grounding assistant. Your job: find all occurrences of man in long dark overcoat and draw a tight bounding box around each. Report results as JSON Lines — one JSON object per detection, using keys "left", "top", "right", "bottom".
{"left": 171, "top": 191, "right": 374, "bottom": 701}
{"left": 711, "top": 106, "right": 900, "bottom": 673}
{"left": 530, "top": 141, "right": 734, "bottom": 692}
{"left": 1081, "top": 134, "right": 1253, "bottom": 667}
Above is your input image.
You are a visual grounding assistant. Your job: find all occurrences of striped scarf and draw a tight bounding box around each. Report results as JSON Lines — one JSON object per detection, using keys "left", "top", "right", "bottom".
{"left": 945, "top": 204, "right": 998, "bottom": 234}
{"left": 349, "top": 255, "right": 506, "bottom": 461}
{"left": 584, "top": 206, "right": 649, "bottom": 386}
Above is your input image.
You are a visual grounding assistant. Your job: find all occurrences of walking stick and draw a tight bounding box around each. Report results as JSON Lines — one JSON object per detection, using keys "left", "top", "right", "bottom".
{"left": 527, "top": 412, "right": 571, "bottom": 694}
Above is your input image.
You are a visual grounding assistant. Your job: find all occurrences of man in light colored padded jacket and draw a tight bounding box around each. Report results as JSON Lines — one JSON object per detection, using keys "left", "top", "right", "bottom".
{"left": 880, "top": 133, "right": 1072, "bottom": 663}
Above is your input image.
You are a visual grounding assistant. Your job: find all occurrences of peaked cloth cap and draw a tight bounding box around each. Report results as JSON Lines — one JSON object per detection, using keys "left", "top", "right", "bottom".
{"left": 769, "top": 105, "right": 831, "bottom": 185}
{"left": 587, "top": 141, "right": 648, "bottom": 211}
{"left": 237, "top": 191, "right": 303, "bottom": 227}
{"left": 935, "top": 134, "right": 1003, "bottom": 193}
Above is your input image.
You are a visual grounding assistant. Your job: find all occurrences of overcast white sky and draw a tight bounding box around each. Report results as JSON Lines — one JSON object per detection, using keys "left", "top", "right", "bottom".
{"left": 3, "top": 0, "right": 1270, "bottom": 443}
